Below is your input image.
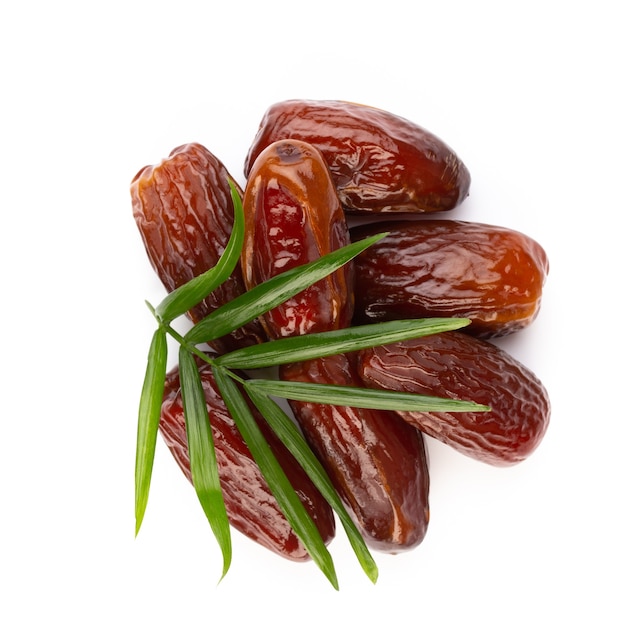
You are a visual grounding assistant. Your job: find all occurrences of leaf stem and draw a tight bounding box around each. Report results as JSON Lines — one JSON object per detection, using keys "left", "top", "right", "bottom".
{"left": 164, "top": 323, "right": 214, "bottom": 367}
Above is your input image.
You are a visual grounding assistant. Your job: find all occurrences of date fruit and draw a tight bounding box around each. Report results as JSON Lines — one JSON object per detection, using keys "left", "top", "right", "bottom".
{"left": 242, "top": 139, "right": 353, "bottom": 338}
{"left": 131, "top": 142, "right": 267, "bottom": 354}
{"left": 357, "top": 332, "right": 550, "bottom": 466}
{"left": 350, "top": 220, "right": 549, "bottom": 338}
{"left": 160, "top": 358, "right": 336, "bottom": 561}
{"left": 244, "top": 99, "right": 471, "bottom": 213}
{"left": 280, "top": 353, "right": 430, "bottom": 553}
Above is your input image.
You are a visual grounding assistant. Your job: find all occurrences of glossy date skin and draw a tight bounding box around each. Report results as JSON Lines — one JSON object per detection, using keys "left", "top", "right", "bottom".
{"left": 244, "top": 99, "right": 471, "bottom": 213}
{"left": 357, "top": 332, "right": 550, "bottom": 466}
{"left": 160, "top": 359, "right": 336, "bottom": 561}
{"left": 242, "top": 139, "right": 353, "bottom": 338}
{"left": 350, "top": 220, "right": 549, "bottom": 339}
{"left": 280, "top": 353, "right": 430, "bottom": 553}
{"left": 131, "top": 142, "right": 267, "bottom": 354}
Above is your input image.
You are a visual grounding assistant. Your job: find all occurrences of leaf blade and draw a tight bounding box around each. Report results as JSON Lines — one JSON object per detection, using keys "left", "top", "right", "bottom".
{"left": 135, "top": 326, "right": 168, "bottom": 536}
{"left": 244, "top": 385, "right": 378, "bottom": 583}
{"left": 212, "top": 366, "right": 339, "bottom": 590}
{"left": 214, "top": 318, "right": 471, "bottom": 370}
{"left": 155, "top": 180, "right": 244, "bottom": 323}
{"left": 245, "top": 379, "right": 491, "bottom": 413}
{"left": 179, "top": 349, "right": 232, "bottom": 580}
{"left": 185, "top": 233, "right": 387, "bottom": 346}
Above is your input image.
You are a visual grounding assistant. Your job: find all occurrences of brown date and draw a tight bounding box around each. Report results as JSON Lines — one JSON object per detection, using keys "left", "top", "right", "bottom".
{"left": 242, "top": 139, "right": 353, "bottom": 338}
{"left": 357, "top": 332, "right": 550, "bottom": 466}
{"left": 160, "top": 358, "right": 336, "bottom": 561}
{"left": 350, "top": 220, "right": 549, "bottom": 339}
{"left": 131, "top": 142, "right": 267, "bottom": 354}
{"left": 280, "top": 353, "right": 430, "bottom": 553}
{"left": 244, "top": 99, "right": 471, "bottom": 214}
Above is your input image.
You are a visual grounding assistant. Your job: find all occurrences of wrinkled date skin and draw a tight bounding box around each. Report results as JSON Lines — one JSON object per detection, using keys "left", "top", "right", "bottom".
{"left": 350, "top": 220, "right": 549, "bottom": 339}
{"left": 242, "top": 139, "right": 353, "bottom": 338}
{"left": 159, "top": 359, "right": 336, "bottom": 561}
{"left": 244, "top": 99, "right": 471, "bottom": 214}
{"left": 131, "top": 142, "right": 267, "bottom": 354}
{"left": 280, "top": 353, "right": 430, "bottom": 553}
{"left": 357, "top": 332, "right": 550, "bottom": 466}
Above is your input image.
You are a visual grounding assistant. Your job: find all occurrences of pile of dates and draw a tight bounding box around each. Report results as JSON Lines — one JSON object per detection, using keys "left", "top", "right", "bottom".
{"left": 131, "top": 100, "right": 551, "bottom": 561}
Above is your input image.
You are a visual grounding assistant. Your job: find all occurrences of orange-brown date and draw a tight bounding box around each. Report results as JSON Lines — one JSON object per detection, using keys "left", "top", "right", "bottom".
{"left": 357, "top": 331, "right": 550, "bottom": 466}
{"left": 160, "top": 358, "right": 336, "bottom": 561}
{"left": 350, "top": 220, "right": 549, "bottom": 339}
{"left": 280, "top": 353, "right": 430, "bottom": 552}
{"left": 244, "top": 99, "right": 471, "bottom": 214}
{"left": 242, "top": 139, "right": 353, "bottom": 338}
{"left": 131, "top": 142, "right": 267, "bottom": 354}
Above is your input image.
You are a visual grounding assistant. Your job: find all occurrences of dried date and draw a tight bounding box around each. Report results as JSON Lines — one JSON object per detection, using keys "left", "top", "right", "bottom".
{"left": 357, "top": 332, "right": 550, "bottom": 466}
{"left": 160, "top": 358, "right": 336, "bottom": 561}
{"left": 350, "top": 220, "right": 549, "bottom": 338}
{"left": 131, "top": 142, "right": 267, "bottom": 354}
{"left": 242, "top": 139, "right": 353, "bottom": 338}
{"left": 244, "top": 99, "right": 471, "bottom": 213}
{"left": 280, "top": 353, "right": 430, "bottom": 552}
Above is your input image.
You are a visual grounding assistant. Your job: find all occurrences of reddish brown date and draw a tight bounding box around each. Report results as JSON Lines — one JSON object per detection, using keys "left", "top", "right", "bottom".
{"left": 280, "top": 353, "right": 430, "bottom": 553}
{"left": 244, "top": 99, "right": 471, "bottom": 214}
{"left": 350, "top": 220, "right": 549, "bottom": 339}
{"left": 131, "top": 142, "right": 267, "bottom": 354}
{"left": 160, "top": 358, "right": 336, "bottom": 561}
{"left": 357, "top": 332, "right": 550, "bottom": 466}
{"left": 242, "top": 139, "right": 353, "bottom": 338}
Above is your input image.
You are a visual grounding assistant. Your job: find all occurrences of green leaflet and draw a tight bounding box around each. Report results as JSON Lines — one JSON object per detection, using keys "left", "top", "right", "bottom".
{"left": 184, "top": 233, "right": 387, "bottom": 346}
{"left": 178, "top": 349, "right": 232, "bottom": 581}
{"left": 154, "top": 180, "right": 244, "bottom": 324}
{"left": 212, "top": 366, "right": 340, "bottom": 590}
{"left": 245, "top": 379, "right": 491, "bottom": 413}
{"left": 135, "top": 326, "right": 167, "bottom": 536}
{"left": 244, "top": 385, "right": 378, "bottom": 584}
{"left": 214, "top": 318, "right": 471, "bottom": 370}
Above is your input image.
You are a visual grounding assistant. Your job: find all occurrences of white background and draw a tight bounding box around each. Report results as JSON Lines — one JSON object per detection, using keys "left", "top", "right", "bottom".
{"left": 1, "top": 1, "right": 624, "bottom": 624}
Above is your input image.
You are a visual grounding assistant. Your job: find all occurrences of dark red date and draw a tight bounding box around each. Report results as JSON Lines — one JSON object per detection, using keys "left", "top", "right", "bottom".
{"left": 131, "top": 142, "right": 267, "bottom": 353}
{"left": 241, "top": 139, "right": 353, "bottom": 338}
{"left": 244, "top": 99, "right": 471, "bottom": 213}
{"left": 357, "top": 332, "right": 550, "bottom": 466}
{"left": 350, "top": 220, "right": 549, "bottom": 338}
{"left": 280, "top": 353, "right": 430, "bottom": 552}
{"left": 160, "top": 358, "right": 336, "bottom": 561}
